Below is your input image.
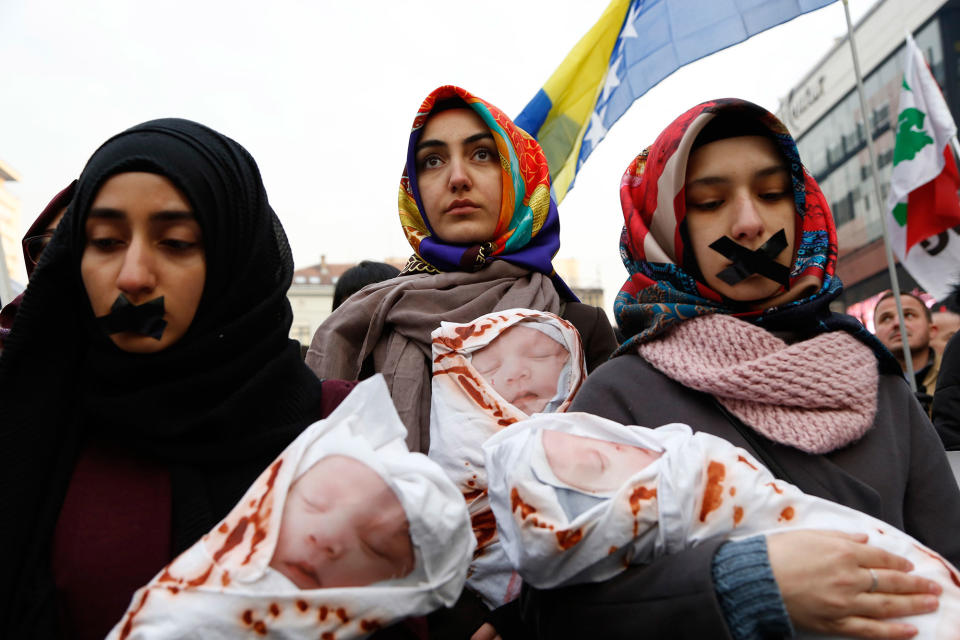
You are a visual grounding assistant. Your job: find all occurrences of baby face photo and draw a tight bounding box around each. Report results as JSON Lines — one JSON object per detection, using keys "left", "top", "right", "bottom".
{"left": 270, "top": 455, "right": 416, "bottom": 590}
{"left": 541, "top": 430, "right": 662, "bottom": 493}
{"left": 471, "top": 324, "right": 570, "bottom": 415}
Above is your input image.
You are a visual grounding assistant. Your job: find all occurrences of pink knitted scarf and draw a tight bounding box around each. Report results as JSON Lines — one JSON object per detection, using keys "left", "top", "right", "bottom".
{"left": 637, "top": 314, "right": 878, "bottom": 454}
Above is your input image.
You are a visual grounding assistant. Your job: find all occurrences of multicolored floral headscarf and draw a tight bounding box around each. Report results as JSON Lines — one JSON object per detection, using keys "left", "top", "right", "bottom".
{"left": 398, "top": 85, "right": 574, "bottom": 299}
{"left": 614, "top": 98, "right": 890, "bottom": 365}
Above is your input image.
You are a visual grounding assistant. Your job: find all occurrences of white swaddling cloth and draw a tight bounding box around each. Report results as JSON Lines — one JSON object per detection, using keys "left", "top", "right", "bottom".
{"left": 484, "top": 414, "right": 960, "bottom": 640}
{"left": 428, "top": 309, "right": 586, "bottom": 608}
{"left": 108, "top": 375, "right": 475, "bottom": 640}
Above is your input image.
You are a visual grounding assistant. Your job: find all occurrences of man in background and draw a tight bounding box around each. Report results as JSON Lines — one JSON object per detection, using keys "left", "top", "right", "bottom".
{"left": 873, "top": 291, "right": 940, "bottom": 415}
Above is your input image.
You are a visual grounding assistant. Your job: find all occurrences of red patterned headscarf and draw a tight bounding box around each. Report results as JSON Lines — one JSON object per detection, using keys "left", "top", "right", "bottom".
{"left": 614, "top": 98, "right": 848, "bottom": 354}
{"left": 398, "top": 86, "right": 574, "bottom": 299}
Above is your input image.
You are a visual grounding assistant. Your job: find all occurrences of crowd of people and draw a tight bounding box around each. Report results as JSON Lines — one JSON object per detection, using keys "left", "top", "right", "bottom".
{"left": 0, "top": 86, "right": 958, "bottom": 640}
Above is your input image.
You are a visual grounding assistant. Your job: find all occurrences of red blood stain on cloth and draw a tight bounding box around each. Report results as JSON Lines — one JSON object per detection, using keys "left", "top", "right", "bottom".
{"left": 336, "top": 607, "right": 349, "bottom": 623}
{"left": 319, "top": 606, "right": 329, "bottom": 621}
{"left": 322, "top": 633, "right": 335, "bottom": 640}
{"left": 185, "top": 564, "right": 214, "bottom": 588}
{"left": 433, "top": 322, "right": 496, "bottom": 350}
{"left": 737, "top": 455, "right": 758, "bottom": 470}
{"left": 609, "top": 546, "right": 619, "bottom": 555}
{"left": 458, "top": 375, "right": 488, "bottom": 408}
{"left": 913, "top": 544, "right": 960, "bottom": 588}
{"left": 629, "top": 486, "right": 657, "bottom": 515}
{"left": 269, "top": 603, "right": 281, "bottom": 617}
{"left": 118, "top": 589, "right": 150, "bottom": 640}
{"left": 629, "top": 486, "right": 657, "bottom": 537}
{"left": 778, "top": 506, "right": 794, "bottom": 522}
{"left": 217, "top": 523, "right": 229, "bottom": 533}
{"left": 729, "top": 487, "right": 736, "bottom": 496}
{"left": 253, "top": 620, "right": 267, "bottom": 635}
{"left": 296, "top": 599, "right": 309, "bottom": 612}
{"left": 510, "top": 488, "right": 536, "bottom": 519}
{"left": 361, "top": 619, "right": 382, "bottom": 632}
{"left": 699, "top": 462, "right": 725, "bottom": 522}
{"left": 462, "top": 488, "right": 486, "bottom": 502}
{"left": 472, "top": 508, "right": 498, "bottom": 549}
{"left": 498, "top": 418, "right": 517, "bottom": 426}
{"left": 733, "top": 506, "right": 743, "bottom": 526}
{"left": 242, "top": 609, "right": 254, "bottom": 625}
{"left": 556, "top": 528, "right": 583, "bottom": 550}
{"left": 243, "top": 528, "right": 268, "bottom": 565}
{"left": 166, "top": 586, "right": 179, "bottom": 595}
{"left": 213, "top": 517, "right": 250, "bottom": 562}
{"left": 766, "top": 482, "right": 783, "bottom": 494}
{"left": 433, "top": 350, "right": 459, "bottom": 364}
{"left": 221, "top": 571, "right": 231, "bottom": 587}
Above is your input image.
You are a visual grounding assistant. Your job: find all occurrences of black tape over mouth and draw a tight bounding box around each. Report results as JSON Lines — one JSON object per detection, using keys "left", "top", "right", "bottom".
{"left": 709, "top": 229, "right": 791, "bottom": 288}
{"left": 96, "top": 294, "right": 168, "bottom": 340}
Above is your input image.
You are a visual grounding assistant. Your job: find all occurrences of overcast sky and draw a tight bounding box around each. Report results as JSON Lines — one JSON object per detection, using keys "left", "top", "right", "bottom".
{"left": 1, "top": 0, "right": 877, "bottom": 305}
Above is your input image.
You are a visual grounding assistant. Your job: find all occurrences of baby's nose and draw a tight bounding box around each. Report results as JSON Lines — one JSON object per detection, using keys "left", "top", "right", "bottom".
{"left": 309, "top": 534, "right": 343, "bottom": 559}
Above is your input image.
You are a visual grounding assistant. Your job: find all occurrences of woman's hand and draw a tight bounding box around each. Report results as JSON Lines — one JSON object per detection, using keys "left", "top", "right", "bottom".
{"left": 766, "top": 530, "right": 942, "bottom": 639}
{"left": 470, "top": 622, "right": 501, "bottom": 640}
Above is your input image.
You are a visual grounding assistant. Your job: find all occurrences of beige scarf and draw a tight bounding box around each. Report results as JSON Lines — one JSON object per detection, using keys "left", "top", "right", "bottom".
{"left": 306, "top": 261, "right": 560, "bottom": 452}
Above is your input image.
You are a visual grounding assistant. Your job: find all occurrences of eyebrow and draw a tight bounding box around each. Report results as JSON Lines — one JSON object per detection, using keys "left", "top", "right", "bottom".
{"left": 686, "top": 164, "right": 788, "bottom": 188}
{"left": 415, "top": 131, "right": 495, "bottom": 153}
{"left": 87, "top": 208, "right": 196, "bottom": 222}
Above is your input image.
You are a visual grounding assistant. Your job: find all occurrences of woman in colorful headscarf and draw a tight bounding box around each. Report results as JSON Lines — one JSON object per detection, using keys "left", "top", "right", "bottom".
{"left": 0, "top": 119, "right": 361, "bottom": 639}
{"left": 306, "top": 86, "right": 616, "bottom": 454}
{"left": 521, "top": 99, "right": 960, "bottom": 640}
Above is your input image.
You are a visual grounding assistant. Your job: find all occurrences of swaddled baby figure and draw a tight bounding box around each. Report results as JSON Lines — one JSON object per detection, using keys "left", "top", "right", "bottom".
{"left": 109, "top": 376, "right": 475, "bottom": 640}
{"left": 428, "top": 309, "right": 586, "bottom": 608}
{"left": 484, "top": 415, "right": 960, "bottom": 639}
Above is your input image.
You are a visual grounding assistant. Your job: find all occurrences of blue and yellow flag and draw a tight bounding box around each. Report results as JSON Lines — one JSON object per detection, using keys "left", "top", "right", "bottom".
{"left": 515, "top": 0, "right": 838, "bottom": 203}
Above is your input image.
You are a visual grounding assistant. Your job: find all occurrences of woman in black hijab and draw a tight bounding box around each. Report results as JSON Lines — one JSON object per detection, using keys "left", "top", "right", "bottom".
{"left": 0, "top": 119, "right": 338, "bottom": 638}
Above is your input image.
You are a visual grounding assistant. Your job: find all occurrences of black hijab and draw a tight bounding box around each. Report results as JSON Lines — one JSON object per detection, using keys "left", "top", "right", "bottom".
{"left": 0, "top": 119, "right": 326, "bottom": 632}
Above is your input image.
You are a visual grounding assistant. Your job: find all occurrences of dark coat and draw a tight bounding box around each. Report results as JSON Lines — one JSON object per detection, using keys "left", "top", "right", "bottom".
{"left": 933, "top": 333, "right": 960, "bottom": 449}
{"left": 521, "top": 354, "right": 960, "bottom": 639}
{"left": 559, "top": 301, "right": 618, "bottom": 374}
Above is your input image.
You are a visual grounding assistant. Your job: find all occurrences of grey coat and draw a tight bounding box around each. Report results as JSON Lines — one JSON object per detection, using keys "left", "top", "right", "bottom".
{"left": 521, "top": 354, "right": 960, "bottom": 639}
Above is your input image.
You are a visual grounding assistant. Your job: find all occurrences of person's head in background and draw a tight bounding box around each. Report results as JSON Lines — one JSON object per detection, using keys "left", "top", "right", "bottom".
{"left": 471, "top": 323, "right": 569, "bottom": 415}
{"left": 1, "top": 182, "right": 76, "bottom": 347}
{"left": 873, "top": 291, "right": 935, "bottom": 372}
{"left": 331, "top": 261, "right": 400, "bottom": 311}
{"left": 932, "top": 309, "right": 960, "bottom": 355}
{"left": 22, "top": 182, "right": 76, "bottom": 279}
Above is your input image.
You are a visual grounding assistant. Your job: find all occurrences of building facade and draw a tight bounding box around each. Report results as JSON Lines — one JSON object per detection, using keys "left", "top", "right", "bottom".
{"left": 776, "top": 0, "right": 960, "bottom": 308}
{"left": 287, "top": 256, "right": 406, "bottom": 346}
{"left": 0, "top": 159, "right": 23, "bottom": 304}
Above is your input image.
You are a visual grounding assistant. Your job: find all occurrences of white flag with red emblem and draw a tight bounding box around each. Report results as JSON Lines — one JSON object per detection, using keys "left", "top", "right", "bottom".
{"left": 886, "top": 34, "right": 960, "bottom": 301}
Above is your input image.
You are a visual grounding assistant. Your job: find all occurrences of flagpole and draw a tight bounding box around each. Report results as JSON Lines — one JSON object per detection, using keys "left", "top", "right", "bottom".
{"left": 842, "top": 0, "right": 917, "bottom": 391}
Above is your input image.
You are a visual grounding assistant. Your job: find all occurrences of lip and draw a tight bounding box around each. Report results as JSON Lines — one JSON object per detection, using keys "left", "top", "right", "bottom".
{"left": 285, "top": 561, "right": 321, "bottom": 588}
{"left": 444, "top": 199, "right": 480, "bottom": 215}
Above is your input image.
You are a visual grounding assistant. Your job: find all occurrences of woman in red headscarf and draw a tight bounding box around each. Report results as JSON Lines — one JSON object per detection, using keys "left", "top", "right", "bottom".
{"left": 521, "top": 99, "right": 960, "bottom": 640}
